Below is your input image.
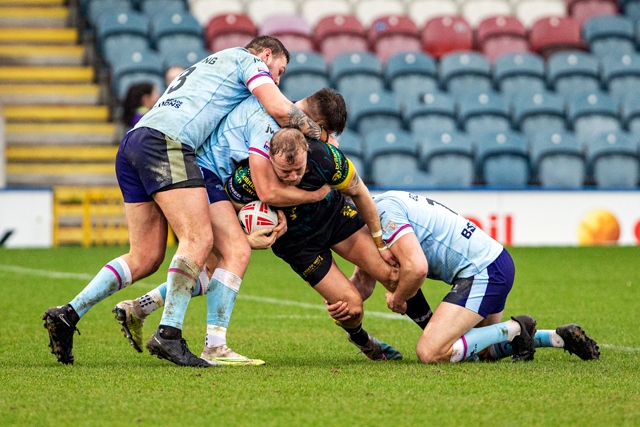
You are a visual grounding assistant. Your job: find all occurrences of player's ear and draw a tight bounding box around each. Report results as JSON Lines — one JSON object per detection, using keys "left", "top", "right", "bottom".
{"left": 261, "top": 48, "right": 272, "bottom": 64}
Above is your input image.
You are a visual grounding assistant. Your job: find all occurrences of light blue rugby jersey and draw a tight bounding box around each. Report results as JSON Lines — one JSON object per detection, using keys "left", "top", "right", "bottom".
{"left": 134, "top": 47, "right": 275, "bottom": 151}
{"left": 196, "top": 96, "right": 279, "bottom": 181}
{"left": 375, "top": 191, "right": 503, "bottom": 284}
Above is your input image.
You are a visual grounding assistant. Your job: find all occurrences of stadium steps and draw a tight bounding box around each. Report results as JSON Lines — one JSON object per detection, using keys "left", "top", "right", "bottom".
{"left": 2, "top": 105, "right": 109, "bottom": 121}
{"left": 0, "top": 65, "right": 93, "bottom": 83}
{"left": 0, "top": 45, "right": 85, "bottom": 66}
{"left": 6, "top": 123, "right": 115, "bottom": 144}
{"left": 0, "top": 84, "right": 100, "bottom": 104}
{"left": 7, "top": 163, "right": 117, "bottom": 186}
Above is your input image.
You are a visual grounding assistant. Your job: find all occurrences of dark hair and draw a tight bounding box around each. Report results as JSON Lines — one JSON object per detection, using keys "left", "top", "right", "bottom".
{"left": 122, "top": 82, "right": 154, "bottom": 127}
{"left": 245, "top": 35, "right": 290, "bottom": 63}
{"left": 305, "top": 88, "right": 347, "bottom": 136}
{"left": 270, "top": 128, "right": 308, "bottom": 163}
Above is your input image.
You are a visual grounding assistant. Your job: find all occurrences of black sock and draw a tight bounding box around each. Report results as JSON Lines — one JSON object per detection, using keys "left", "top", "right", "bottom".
{"left": 343, "top": 324, "right": 370, "bottom": 346}
{"left": 159, "top": 325, "right": 182, "bottom": 340}
{"left": 64, "top": 304, "right": 80, "bottom": 325}
{"left": 405, "top": 289, "right": 432, "bottom": 330}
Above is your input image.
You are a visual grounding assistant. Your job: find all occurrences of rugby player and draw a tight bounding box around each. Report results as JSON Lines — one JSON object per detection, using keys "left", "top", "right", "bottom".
{"left": 43, "top": 36, "right": 336, "bottom": 367}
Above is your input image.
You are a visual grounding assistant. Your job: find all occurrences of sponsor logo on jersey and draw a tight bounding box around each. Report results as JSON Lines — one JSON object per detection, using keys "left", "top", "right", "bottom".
{"left": 301, "top": 254, "right": 324, "bottom": 278}
{"left": 157, "top": 98, "right": 183, "bottom": 109}
{"left": 383, "top": 220, "right": 397, "bottom": 233}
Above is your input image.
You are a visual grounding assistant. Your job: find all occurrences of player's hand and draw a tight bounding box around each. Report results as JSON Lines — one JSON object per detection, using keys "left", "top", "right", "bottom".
{"left": 246, "top": 228, "right": 278, "bottom": 249}
{"left": 327, "top": 135, "right": 339, "bottom": 147}
{"left": 379, "top": 246, "right": 399, "bottom": 267}
{"left": 325, "top": 299, "right": 351, "bottom": 321}
{"left": 273, "top": 210, "right": 288, "bottom": 237}
{"left": 385, "top": 292, "right": 407, "bottom": 315}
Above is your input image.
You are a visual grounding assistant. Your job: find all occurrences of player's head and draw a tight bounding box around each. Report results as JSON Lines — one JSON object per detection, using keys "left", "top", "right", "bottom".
{"left": 296, "top": 88, "right": 347, "bottom": 136}
{"left": 269, "top": 128, "right": 308, "bottom": 186}
{"left": 246, "top": 36, "right": 290, "bottom": 86}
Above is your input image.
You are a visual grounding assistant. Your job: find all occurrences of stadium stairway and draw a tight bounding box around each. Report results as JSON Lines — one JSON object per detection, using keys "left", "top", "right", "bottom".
{"left": 0, "top": 0, "right": 118, "bottom": 187}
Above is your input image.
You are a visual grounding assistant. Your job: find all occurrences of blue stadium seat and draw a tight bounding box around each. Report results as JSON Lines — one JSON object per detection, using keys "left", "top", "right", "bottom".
{"left": 280, "top": 51, "right": 330, "bottom": 102}
{"left": 587, "top": 130, "right": 639, "bottom": 188}
{"left": 457, "top": 91, "right": 511, "bottom": 134}
{"left": 162, "top": 48, "right": 211, "bottom": 71}
{"left": 583, "top": 15, "right": 635, "bottom": 58}
{"left": 404, "top": 91, "right": 457, "bottom": 135}
{"left": 547, "top": 51, "right": 601, "bottom": 97}
{"left": 511, "top": 91, "right": 566, "bottom": 138}
{"left": 623, "top": 0, "right": 640, "bottom": 22}
{"left": 439, "top": 52, "right": 492, "bottom": 96}
{"left": 330, "top": 52, "right": 384, "bottom": 105}
{"left": 493, "top": 52, "right": 546, "bottom": 97}
{"left": 140, "top": 0, "right": 186, "bottom": 18}
{"left": 620, "top": 90, "right": 640, "bottom": 135}
{"left": 601, "top": 53, "right": 640, "bottom": 100}
{"left": 364, "top": 129, "right": 432, "bottom": 187}
{"left": 349, "top": 91, "right": 403, "bottom": 136}
{"left": 335, "top": 129, "right": 366, "bottom": 179}
{"left": 417, "top": 131, "right": 474, "bottom": 188}
{"left": 111, "top": 49, "right": 165, "bottom": 99}
{"left": 475, "top": 131, "right": 530, "bottom": 187}
{"left": 86, "top": 0, "right": 132, "bottom": 28}
{"left": 385, "top": 52, "right": 438, "bottom": 108}
{"left": 150, "top": 11, "right": 204, "bottom": 56}
{"left": 96, "top": 10, "right": 150, "bottom": 61}
{"left": 530, "top": 131, "right": 586, "bottom": 188}
{"left": 567, "top": 91, "right": 621, "bottom": 146}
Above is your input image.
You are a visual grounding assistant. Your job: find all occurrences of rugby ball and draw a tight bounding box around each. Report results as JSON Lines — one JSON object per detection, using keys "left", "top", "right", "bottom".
{"left": 237, "top": 201, "right": 278, "bottom": 234}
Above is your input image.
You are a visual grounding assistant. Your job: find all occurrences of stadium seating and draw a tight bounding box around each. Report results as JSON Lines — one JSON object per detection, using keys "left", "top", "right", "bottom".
{"left": 150, "top": 11, "right": 204, "bottom": 56}
{"left": 205, "top": 13, "right": 257, "bottom": 53}
{"left": 162, "top": 47, "right": 211, "bottom": 71}
{"left": 417, "top": 131, "right": 475, "bottom": 187}
{"left": 587, "top": 131, "right": 640, "bottom": 187}
{"left": 279, "top": 51, "right": 329, "bottom": 101}
{"left": 314, "top": 15, "right": 369, "bottom": 63}
{"left": 96, "top": 10, "right": 150, "bottom": 61}
{"left": 493, "top": 53, "right": 546, "bottom": 96}
{"left": 458, "top": 91, "right": 511, "bottom": 134}
{"left": 189, "top": 0, "right": 243, "bottom": 26}
{"left": 385, "top": 52, "right": 438, "bottom": 108}
{"left": 529, "top": 16, "right": 584, "bottom": 58}
{"left": 111, "top": 49, "right": 165, "bottom": 99}
{"left": 568, "top": 0, "right": 618, "bottom": 26}
{"left": 622, "top": 0, "right": 640, "bottom": 21}
{"left": 300, "top": 0, "right": 352, "bottom": 27}
{"left": 620, "top": 91, "right": 640, "bottom": 135}
{"left": 513, "top": 0, "right": 566, "bottom": 28}
{"left": 348, "top": 91, "right": 403, "bottom": 136}
{"left": 353, "top": 0, "right": 406, "bottom": 27}
{"left": 140, "top": 0, "right": 185, "bottom": 18}
{"left": 259, "top": 14, "right": 314, "bottom": 52}
{"left": 364, "top": 129, "right": 433, "bottom": 187}
{"left": 369, "top": 15, "right": 422, "bottom": 63}
{"left": 404, "top": 91, "right": 458, "bottom": 134}
{"left": 567, "top": 91, "right": 621, "bottom": 146}
{"left": 245, "top": 0, "right": 298, "bottom": 26}
{"left": 475, "top": 131, "right": 531, "bottom": 187}
{"left": 406, "top": 0, "right": 459, "bottom": 27}
{"left": 330, "top": 52, "right": 384, "bottom": 104}
{"left": 422, "top": 16, "right": 473, "bottom": 59}
{"left": 547, "top": 51, "right": 600, "bottom": 96}
{"left": 460, "top": 0, "right": 512, "bottom": 28}
{"left": 601, "top": 53, "right": 640, "bottom": 99}
{"left": 439, "top": 51, "right": 492, "bottom": 95}
{"left": 476, "top": 16, "right": 528, "bottom": 64}
{"left": 511, "top": 91, "right": 567, "bottom": 137}
{"left": 86, "top": 0, "right": 132, "bottom": 29}
{"left": 529, "top": 131, "right": 586, "bottom": 188}
{"left": 582, "top": 15, "right": 635, "bottom": 58}
{"left": 335, "top": 129, "right": 366, "bottom": 177}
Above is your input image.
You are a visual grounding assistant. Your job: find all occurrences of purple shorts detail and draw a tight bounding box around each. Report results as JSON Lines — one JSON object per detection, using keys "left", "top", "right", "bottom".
{"left": 442, "top": 249, "right": 515, "bottom": 318}
{"left": 202, "top": 168, "right": 231, "bottom": 204}
{"left": 115, "top": 127, "right": 204, "bottom": 203}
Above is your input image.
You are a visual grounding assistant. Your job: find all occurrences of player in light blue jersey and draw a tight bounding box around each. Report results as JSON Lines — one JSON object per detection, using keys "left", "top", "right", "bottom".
{"left": 329, "top": 191, "right": 599, "bottom": 363}
{"left": 43, "top": 36, "right": 337, "bottom": 368}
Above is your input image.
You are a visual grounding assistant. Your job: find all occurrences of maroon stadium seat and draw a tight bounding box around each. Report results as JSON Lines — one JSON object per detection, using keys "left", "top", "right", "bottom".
{"left": 369, "top": 15, "right": 422, "bottom": 63}
{"left": 567, "top": 0, "right": 618, "bottom": 26}
{"left": 205, "top": 13, "right": 257, "bottom": 53}
{"left": 259, "top": 14, "right": 314, "bottom": 52}
{"left": 529, "top": 16, "right": 585, "bottom": 58}
{"left": 422, "top": 15, "right": 473, "bottom": 59}
{"left": 314, "top": 14, "right": 369, "bottom": 63}
{"left": 477, "top": 15, "right": 529, "bottom": 63}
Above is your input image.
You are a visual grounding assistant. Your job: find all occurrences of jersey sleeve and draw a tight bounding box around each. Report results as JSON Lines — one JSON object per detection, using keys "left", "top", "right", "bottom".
{"left": 226, "top": 164, "right": 258, "bottom": 205}
{"left": 376, "top": 197, "right": 414, "bottom": 247}
{"left": 312, "top": 143, "right": 355, "bottom": 190}
{"left": 237, "top": 51, "right": 276, "bottom": 92}
{"left": 245, "top": 107, "right": 280, "bottom": 160}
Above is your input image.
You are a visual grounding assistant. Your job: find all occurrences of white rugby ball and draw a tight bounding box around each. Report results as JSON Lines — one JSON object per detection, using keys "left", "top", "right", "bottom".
{"left": 237, "top": 201, "right": 278, "bottom": 234}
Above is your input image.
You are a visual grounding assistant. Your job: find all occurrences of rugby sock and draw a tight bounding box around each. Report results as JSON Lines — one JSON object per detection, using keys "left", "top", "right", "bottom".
{"left": 450, "top": 320, "right": 519, "bottom": 362}
{"left": 137, "top": 269, "right": 209, "bottom": 316}
{"left": 488, "top": 330, "right": 564, "bottom": 360}
{"left": 70, "top": 257, "right": 132, "bottom": 318}
{"left": 205, "top": 269, "right": 242, "bottom": 343}
{"left": 159, "top": 255, "right": 200, "bottom": 331}
{"left": 405, "top": 289, "right": 432, "bottom": 329}
{"left": 343, "top": 324, "right": 370, "bottom": 346}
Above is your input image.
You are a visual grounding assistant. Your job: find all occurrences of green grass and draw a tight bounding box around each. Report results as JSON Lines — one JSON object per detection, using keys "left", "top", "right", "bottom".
{"left": 0, "top": 246, "right": 639, "bottom": 426}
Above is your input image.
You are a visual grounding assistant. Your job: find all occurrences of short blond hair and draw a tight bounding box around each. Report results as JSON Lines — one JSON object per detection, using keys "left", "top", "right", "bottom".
{"left": 270, "top": 128, "right": 308, "bottom": 164}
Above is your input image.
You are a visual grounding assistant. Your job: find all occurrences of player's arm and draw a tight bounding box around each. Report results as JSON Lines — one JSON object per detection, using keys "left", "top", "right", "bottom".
{"left": 251, "top": 84, "right": 338, "bottom": 146}
{"left": 248, "top": 153, "right": 330, "bottom": 206}
{"left": 385, "top": 232, "right": 429, "bottom": 315}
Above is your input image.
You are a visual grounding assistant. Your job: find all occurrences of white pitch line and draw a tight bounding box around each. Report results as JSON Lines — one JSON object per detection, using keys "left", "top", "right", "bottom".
{"left": 599, "top": 344, "right": 640, "bottom": 353}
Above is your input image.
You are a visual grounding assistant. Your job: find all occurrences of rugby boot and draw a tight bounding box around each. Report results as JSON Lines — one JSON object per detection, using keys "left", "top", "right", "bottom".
{"left": 201, "top": 344, "right": 265, "bottom": 366}
{"left": 113, "top": 300, "right": 145, "bottom": 353}
{"left": 146, "top": 331, "right": 212, "bottom": 367}
{"left": 556, "top": 324, "right": 600, "bottom": 361}
{"left": 510, "top": 315, "right": 537, "bottom": 362}
{"left": 42, "top": 305, "right": 80, "bottom": 365}
{"left": 348, "top": 333, "right": 403, "bottom": 360}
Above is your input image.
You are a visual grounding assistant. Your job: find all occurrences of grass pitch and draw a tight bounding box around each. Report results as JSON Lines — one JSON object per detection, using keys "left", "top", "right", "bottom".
{"left": 0, "top": 245, "right": 639, "bottom": 426}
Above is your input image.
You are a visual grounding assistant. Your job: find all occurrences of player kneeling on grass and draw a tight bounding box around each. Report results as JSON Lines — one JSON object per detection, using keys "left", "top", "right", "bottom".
{"left": 327, "top": 191, "right": 600, "bottom": 363}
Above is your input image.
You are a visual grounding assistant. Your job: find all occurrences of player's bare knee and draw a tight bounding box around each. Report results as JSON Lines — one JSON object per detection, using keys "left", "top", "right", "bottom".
{"left": 416, "top": 346, "right": 448, "bottom": 364}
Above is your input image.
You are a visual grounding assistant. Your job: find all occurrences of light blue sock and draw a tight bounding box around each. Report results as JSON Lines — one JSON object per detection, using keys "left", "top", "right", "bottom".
{"left": 154, "top": 276, "right": 205, "bottom": 300}
{"left": 451, "top": 322, "right": 511, "bottom": 362}
{"left": 70, "top": 257, "right": 132, "bottom": 318}
{"left": 206, "top": 269, "right": 241, "bottom": 328}
{"left": 138, "top": 269, "right": 208, "bottom": 316}
{"left": 159, "top": 255, "right": 200, "bottom": 330}
{"left": 489, "top": 330, "right": 556, "bottom": 360}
